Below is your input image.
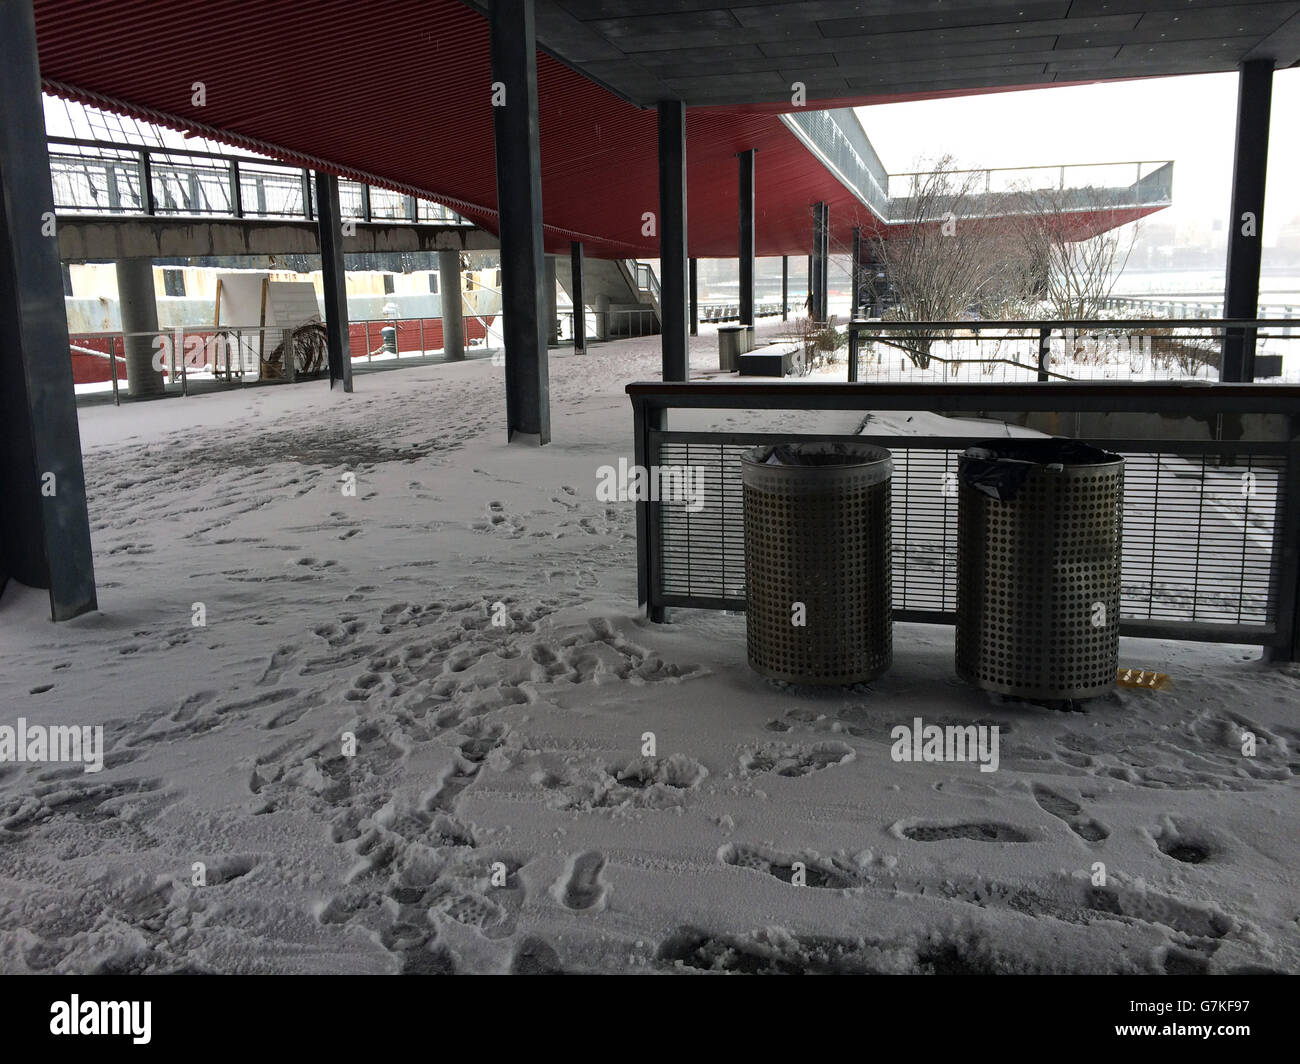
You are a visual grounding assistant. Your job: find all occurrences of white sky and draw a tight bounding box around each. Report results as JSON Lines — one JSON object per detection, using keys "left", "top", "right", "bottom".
{"left": 856, "top": 69, "right": 1300, "bottom": 242}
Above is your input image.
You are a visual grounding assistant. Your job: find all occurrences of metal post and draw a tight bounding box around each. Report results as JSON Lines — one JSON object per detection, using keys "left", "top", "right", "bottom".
{"left": 230, "top": 158, "right": 243, "bottom": 218}
{"left": 1223, "top": 59, "right": 1274, "bottom": 382}
{"left": 738, "top": 148, "right": 755, "bottom": 328}
{"left": 491, "top": 0, "right": 550, "bottom": 442}
{"left": 360, "top": 184, "right": 372, "bottom": 223}
{"left": 544, "top": 255, "right": 558, "bottom": 346}
{"left": 781, "top": 255, "right": 788, "bottom": 321}
{"left": 812, "top": 202, "right": 829, "bottom": 322}
{"left": 108, "top": 335, "right": 120, "bottom": 404}
{"left": 315, "top": 171, "right": 354, "bottom": 392}
{"left": 689, "top": 257, "right": 698, "bottom": 337}
{"left": 0, "top": 0, "right": 97, "bottom": 620}
{"left": 658, "top": 100, "right": 689, "bottom": 381}
{"left": 847, "top": 323, "right": 859, "bottom": 382}
{"left": 139, "top": 149, "right": 155, "bottom": 215}
{"left": 571, "top": 241, "right": 585, "bottom": 354}
{"left": 301, "top": 169, "right": 313, "bottom": 220}
{"left": 851, "top": 226, "right": 862, "bottom": 320}
{"left": 1038, "top": 327, "right": 1051, "bottom": 382}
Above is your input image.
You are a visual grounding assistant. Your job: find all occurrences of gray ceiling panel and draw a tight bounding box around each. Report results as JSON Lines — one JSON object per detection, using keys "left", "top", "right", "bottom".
{"left": 516, "top": 0, "right": 1300, "bottom": 107}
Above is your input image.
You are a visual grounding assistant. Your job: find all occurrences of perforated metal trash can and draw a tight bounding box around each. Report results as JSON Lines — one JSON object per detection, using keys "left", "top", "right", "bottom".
{"left": 741, "top": 442, "right": 892, "bottom": 684}
{"left": 955, "top": 438, "right": 1124, "bottom": 701}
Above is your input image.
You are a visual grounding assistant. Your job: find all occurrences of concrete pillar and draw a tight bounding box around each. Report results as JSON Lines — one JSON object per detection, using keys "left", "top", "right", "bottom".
{"left": 490, "top": 0, "right": 550, "bottom": 443}
{"left": 438, "top": 248, "right": 464, "bottom": 360}
{"left": 545, "top": 256, "right": 558, "bottom": 345}
{"left": 596, "top": 294, "right": 610, "bottom": 340}
{"left": 1222, "top": 59, "right": 1274, "bottom": 382}
{"left": 657, "top": 100, "right": 689, "bottom": 381}
{"left": 570, "top": 241, "right": 585, "bottom": 354}
{"left": 117, "top": 258, "right": 165, "bottom": 398}
{"left": 315, "top": 171, "right": 354, "bottom": 391}
{"left": 738, "top": 149, "right": 755, "bottom": 327}
{"left": 0, "top": 0, "right": 97, "bottom": 619}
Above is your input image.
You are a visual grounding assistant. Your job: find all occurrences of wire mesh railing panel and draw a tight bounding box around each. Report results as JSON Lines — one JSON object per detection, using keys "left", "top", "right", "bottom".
{"left": 651, "top": 432, "right": 1288, "bottom": 638}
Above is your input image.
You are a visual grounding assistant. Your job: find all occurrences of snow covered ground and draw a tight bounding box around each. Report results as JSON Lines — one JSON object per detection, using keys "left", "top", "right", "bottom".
{"left": 1, "top": 323, "right": 1297, "bottom": 974}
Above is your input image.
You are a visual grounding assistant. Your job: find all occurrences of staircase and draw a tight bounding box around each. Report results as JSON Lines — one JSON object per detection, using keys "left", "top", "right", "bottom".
{"left": 554, "top": 257, "right": 661, "bottom": 337}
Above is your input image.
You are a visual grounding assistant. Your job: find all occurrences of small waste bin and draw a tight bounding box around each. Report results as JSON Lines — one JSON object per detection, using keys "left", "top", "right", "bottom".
{"left": 741, "top": 442, "right": 893, "bottom": 684}
{"left": 718, "top": 325, "right": 748, "bottom": 371}
{"left": 955, "top": 438, "right": 1124, "bottom": 701}
{"left": 381, "top": 325, "right": 398, "bottom": 355}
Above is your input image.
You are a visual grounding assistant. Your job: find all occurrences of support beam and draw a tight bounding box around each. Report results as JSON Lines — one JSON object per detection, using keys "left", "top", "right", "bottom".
{"left": 545, "top": 256, "right": 558, "bottom": 345}
{"left": 438, "top": 248, "right": 464, "bottom": 360}
{"left": 116, "top": 258, "right": 165, "bottom": 398}
{"left": 315, "top": 171, "right": 354, "bottom": 392}
{"left": 738, "top": 149, "right": 755, "bottom": 327}
{"left": 689, "top": 257, "right": 698, "bottom": 336}
{"left": 0, "top": 0, "right": 97, "bottom": 620}
{"left": 491, "top": 0, "right": 550, "bottom": 442}
{"left": 657, "top": 100, "right": 689, "bottom": 381}
{"left": 1222, "top": 59, "right": 1274, "bottom": 382}
{"left": 811, "top": 201, "right": 832, "bottom": 321}
{"left": 781, "top": 255, "right": 788, "bottom": 322}
{"left": 851, "top": 226, "right": 862, "bottom": 320}
{"left": 570, "top": 241, "right": 585, "bottom": 354}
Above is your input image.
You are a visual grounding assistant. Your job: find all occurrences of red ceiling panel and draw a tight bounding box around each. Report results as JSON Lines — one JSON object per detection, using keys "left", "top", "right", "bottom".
{"left": 31, "top": 0, "right": 1147, "bottom": 259}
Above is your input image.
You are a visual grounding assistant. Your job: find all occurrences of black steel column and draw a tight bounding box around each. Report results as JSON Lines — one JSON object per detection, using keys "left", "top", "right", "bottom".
{"left": 658, "top": 100, "right": 689, "bottom": 381}
{"left": 689, "top": 257, "right": 698, "bottom": 336}
{"left": 0, "top": 0, "right": 97, "bottom": 620}
{"left": 571, "top": 241, "right": 585, "bottom": 354}
{"left": 738, "top": 149, "right": 755, "bottom": 327}
{"left": 781, "top": 255, "right": 788, "bottom": 321}
{"left": 315, "top": 171, "right": 354, "bottom": 393}
{"left": 1223, "top": 60, "right": 1274, "bottom": 382}
{"left": 491, "top": 0, "right": 550, "bottom": 442}
{"left": 812, "top": 202, "right": 829, "bottom": 322}
{"left": 851, "top": 226, "right": 863, "bottom": 320}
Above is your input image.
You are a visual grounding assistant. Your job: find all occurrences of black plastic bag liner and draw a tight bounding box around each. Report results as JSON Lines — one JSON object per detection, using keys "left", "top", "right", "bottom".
{"left": 960, "top": 437, "right": 1122, "bottom": 502}
{"left": 752, "top": 442, "right": 890, "bottom": 466}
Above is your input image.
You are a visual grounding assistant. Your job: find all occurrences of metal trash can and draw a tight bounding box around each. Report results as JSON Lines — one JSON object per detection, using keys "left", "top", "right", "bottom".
{"left": 956, "top": 438, "right": 1124, "bottom": 700}
{"left": 718, "top": 325, "right": 747, "bottom": 371}
{"left": 381, "top": 325, "right": 398, "bottom": 355}
{"left": 741, "top": 442, "right": 893, "bottom": 684}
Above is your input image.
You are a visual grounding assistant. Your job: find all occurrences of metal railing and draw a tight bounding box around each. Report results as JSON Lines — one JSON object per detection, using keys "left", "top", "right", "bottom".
{"left": 626, "top": 380, "right": 1300, "bottom": 661}
{"left": 841, "top": 317, "right": 1297, "bottom": 384}
{"left": 1101, "top": 295, "right": 1300, "bottom": 325}
{"left": 779, "top": 110, "right": 1172, "bottom": 222}
{"left": 47, "top": 136, "right": 469, "bottom": 224}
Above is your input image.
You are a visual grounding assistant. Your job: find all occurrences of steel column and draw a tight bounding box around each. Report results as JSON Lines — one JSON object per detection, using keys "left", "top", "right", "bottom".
{"left": 738, "top": 149, "right": 755, "bottom": 327}
{"left": 491, "top": 0, "right": 550, "bottom": 442}
{"left": 315, "top": 171, "right": 354, "bottom": 392}
{"left": 0, "top": 0, "right": 97, "bottom": 620}
{"left": 812, "top": 202, "right": 829, "bottom": 322}
{"left": 544, "top": 255, "right": 558, "bottom": 345}
{"left": 781, "top": 255, "right": 788, "bottom": 321}
{"left": 657, "top": 100, "right": 689, "bottom": 381}
{"left": 571, "top": 241, "right": 586, "bottom": 354}
{"left": 689, "top": 257, "right": 698, "bottom": 336}
{"left": 851, "top": 226, "right": 862, "bottom": 320}
{"left": 1223, "top": 60, "right": 1274, "bottom": 382}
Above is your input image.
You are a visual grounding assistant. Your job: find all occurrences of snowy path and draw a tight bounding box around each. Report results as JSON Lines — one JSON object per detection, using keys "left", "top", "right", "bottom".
{"left": 1, "top": 327, "right": 1297, "bottom": 974}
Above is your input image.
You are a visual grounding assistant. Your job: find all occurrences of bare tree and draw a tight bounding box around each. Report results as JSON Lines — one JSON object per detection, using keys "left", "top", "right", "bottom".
{"left": 870, "top": 157, "right": 1013, "bottom": 367}
{"left": 1009, "top": 190, "right": 1139, "bottom": 320}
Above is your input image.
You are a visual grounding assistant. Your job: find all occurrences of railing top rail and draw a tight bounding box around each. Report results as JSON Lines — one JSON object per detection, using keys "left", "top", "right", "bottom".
{"left": 625, "top": 379, "right": 1300, "bottom": 415}
{"left": 887, "top": 159, "right": 1173, "bottom": 180}
{"left": 48, "top": 135, "right": 282, "bottom": 167}
{"left": 847, "top": 317, "right": 1291, "bottom": 331}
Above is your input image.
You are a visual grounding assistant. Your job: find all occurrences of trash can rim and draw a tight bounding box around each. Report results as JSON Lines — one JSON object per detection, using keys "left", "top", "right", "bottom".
{"left": 741, "top": 441, "right": 893, "bottom": 468}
